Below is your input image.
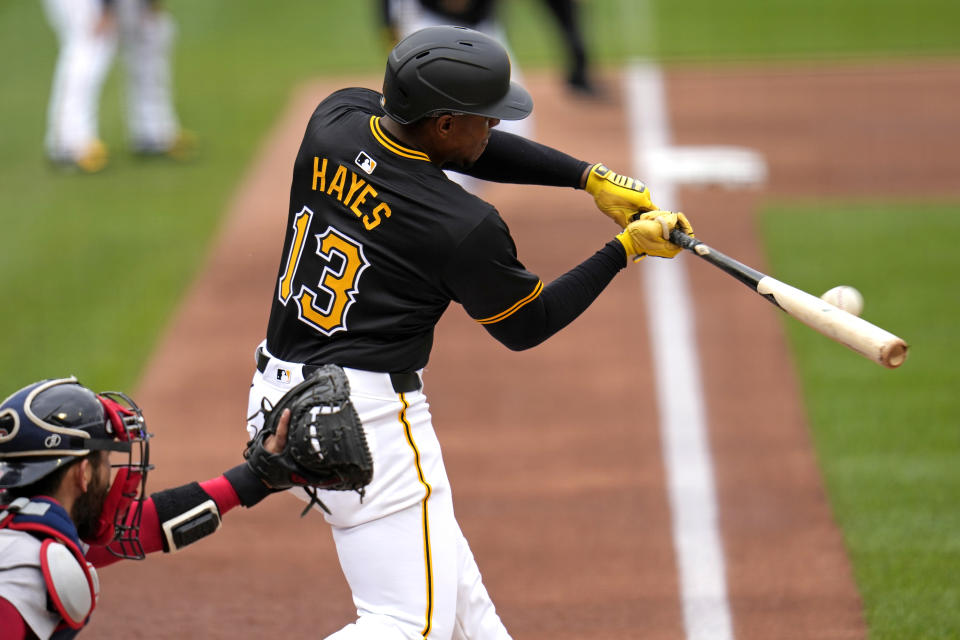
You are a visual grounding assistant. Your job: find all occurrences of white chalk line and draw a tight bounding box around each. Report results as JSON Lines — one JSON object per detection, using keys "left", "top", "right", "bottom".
{"left": 625, "top": 60, "right": 735, "bottom": 640}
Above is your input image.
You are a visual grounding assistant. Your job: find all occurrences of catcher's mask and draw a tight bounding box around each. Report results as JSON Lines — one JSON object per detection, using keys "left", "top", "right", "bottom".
{"left": 381, "top": 25, "right": 533, "bottom": 124}
{"left": 0, "top": 377, "right": 152, "bottom": 559}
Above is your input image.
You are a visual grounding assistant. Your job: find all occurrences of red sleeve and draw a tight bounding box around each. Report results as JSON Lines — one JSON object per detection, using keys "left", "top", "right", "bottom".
{"left": 0, "top": 596, "right": 29, "bottom": 639}
{"left": 85, "top": 474, "right": 242, "bottom": 567}
{"left": 199, "top": 475, "right": 242, "bottom": 512}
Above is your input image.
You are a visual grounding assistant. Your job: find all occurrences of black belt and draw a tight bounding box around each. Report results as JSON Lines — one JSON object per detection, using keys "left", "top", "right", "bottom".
{"left": 256, "top": 348, "right": 421, "bottom": 394}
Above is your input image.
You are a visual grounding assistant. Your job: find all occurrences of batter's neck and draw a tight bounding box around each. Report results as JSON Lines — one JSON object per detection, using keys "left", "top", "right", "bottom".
{"left": 380, "top": 116, "right": 443, "bottom": 166}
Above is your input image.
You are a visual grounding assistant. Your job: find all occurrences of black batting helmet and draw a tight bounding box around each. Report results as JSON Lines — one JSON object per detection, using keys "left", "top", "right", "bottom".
{"left": 381, "top": 25, "right": 533, "bottom": 124}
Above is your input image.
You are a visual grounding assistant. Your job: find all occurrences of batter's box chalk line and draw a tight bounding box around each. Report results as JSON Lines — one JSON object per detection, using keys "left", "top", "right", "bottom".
{"left": 643, "top": 146, "right": 768, "bottom": 188}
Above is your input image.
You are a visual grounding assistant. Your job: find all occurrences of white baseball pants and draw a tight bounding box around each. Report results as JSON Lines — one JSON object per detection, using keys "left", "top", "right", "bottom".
{"left": 247, "top": 342, "right": 511, "bottom": 640}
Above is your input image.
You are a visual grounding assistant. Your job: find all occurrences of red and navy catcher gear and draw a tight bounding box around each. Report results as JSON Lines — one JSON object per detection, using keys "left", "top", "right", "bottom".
{"left": 0, "top": 377, "right": 152, "bottom": 559}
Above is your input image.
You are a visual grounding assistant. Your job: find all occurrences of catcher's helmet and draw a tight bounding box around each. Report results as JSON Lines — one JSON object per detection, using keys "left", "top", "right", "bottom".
{"left": 381, "top": 25, "right": 533, "bottom": 124}
{"left": 0, "top": 377, "right": 152, "bottom": 557}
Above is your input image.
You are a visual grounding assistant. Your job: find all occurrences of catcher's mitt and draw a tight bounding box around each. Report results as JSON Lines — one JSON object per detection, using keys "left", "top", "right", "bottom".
{"left": 244, "top": 365, "right": 373, "bottom": 515}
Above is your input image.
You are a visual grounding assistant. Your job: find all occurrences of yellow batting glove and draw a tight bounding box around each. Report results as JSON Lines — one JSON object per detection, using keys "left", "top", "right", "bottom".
{"left": 615, "top": 211, "right": 694, "bottom": 262}
{"left": 635, "top": 209, "right": 694, "bottom": 239}
{"left": 585, "top": 163, "right": 657, "bottom": 229}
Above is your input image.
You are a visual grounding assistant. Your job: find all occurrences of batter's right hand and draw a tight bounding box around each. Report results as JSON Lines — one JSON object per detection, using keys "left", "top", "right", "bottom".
{"left": 616, "top": 211, "right": 693, "bottom": 261}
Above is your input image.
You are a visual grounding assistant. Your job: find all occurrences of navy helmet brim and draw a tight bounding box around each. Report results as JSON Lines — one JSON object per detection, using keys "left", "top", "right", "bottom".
{"left": 0, "top": 457, "right": 74, "bottom": 489}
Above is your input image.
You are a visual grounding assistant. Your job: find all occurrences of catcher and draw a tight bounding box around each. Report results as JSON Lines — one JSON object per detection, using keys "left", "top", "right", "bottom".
{"left": 0, "top": 374, "right": 371, "bottom": 638}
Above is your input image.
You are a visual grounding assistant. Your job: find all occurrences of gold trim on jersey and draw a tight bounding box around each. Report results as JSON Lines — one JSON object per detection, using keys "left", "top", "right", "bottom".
{"left": 370, "top": 117, "right": 431, "bottom": 162}
{"left": 399, "top": 392, "right": 435, "bottom": 636}
{"left": 476, "top": 280, "right": 544, "bottom": 325}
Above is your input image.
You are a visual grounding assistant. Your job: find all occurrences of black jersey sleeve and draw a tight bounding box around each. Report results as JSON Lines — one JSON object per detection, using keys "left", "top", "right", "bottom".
{"left": 440, "top": 210, "right": 542, "bottom": 321}
{"left": 452, "top": 129, "right": 591, "bottom": 188}
{"left": 442, "top": 211, "right": 627, "bottom": 351}
{"left": 482, "top": 240, "right": 627, "bottom": 350}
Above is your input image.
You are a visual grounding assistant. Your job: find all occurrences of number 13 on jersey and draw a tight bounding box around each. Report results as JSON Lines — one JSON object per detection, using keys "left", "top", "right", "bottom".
{"left": 278, "top": 206, "right": 370, "bottom": 335}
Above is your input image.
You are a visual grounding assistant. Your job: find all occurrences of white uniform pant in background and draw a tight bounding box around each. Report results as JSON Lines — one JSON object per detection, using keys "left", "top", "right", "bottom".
{"left": 116, "top": 0, "right": 178, "bottom": 149}
{"left": 42, "top": 0, "right": 180, "bottom": 160}
{"left": 247, "top": 342, "right": 511, "bottom": 640}
{"left": 42, "top": 0, "right": 116, "bottom": 159}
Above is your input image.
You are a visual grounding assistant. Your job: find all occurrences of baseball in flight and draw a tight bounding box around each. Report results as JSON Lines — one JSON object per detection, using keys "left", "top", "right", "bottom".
{"left": 821, "top": 285, "right": 864, "bottom": 316}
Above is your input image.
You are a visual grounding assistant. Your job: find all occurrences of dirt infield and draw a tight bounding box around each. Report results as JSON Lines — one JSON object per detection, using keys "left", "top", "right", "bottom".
{"left": 86, "top": 61, "right": 960, "bottom": 638}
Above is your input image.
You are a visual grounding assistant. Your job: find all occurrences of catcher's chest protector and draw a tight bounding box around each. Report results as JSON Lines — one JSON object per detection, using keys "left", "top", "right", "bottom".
{"left": 0, "top": 498, "right": 100, "bottom": 634}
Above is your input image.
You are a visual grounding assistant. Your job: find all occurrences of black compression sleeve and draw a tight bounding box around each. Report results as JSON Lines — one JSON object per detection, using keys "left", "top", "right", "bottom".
{"left": 223, "top": 464, "right": 273, "bottom": 508}
{"left": 481, "top": 240, "right": 627, "bottom": 350}
{"left": 455, "top": 129, "right": 591, "bottom": 188}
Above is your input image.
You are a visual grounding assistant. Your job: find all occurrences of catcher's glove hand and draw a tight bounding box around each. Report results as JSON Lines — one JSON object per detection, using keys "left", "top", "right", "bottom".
{"left": 244, "top": 365, "right": 373, "bottom": 516}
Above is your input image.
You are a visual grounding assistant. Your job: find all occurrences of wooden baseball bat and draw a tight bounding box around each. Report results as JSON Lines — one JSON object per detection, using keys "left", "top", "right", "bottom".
{"left": 669, "top": 229, "right": 909, "bottom": 369}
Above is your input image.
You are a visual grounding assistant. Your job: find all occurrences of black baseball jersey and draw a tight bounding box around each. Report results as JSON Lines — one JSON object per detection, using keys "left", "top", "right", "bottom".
{"left": 265, "top": 88, "right": 626, "bottom": 373}
{"left": 267, "top": 88, "right": 541, "bottom": 372}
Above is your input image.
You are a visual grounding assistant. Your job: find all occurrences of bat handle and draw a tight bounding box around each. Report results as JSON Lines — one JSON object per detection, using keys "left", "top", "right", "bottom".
{"left": 669, "top": 228, "right": 699, "bottom": 250}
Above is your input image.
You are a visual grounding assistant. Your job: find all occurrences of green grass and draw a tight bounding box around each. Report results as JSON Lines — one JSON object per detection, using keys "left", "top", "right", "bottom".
{"left": 503, "top": 0, "right": 960, "bottom": 66}
{"left": 651, "top": 0, "right": 960, "bottom": 62}
{"left": 762, "top": 203, "right": 960, "bottom": 639}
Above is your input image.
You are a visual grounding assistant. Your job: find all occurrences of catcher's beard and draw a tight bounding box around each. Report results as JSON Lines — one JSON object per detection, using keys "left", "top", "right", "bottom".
{"left": 73, "top": 458, "right": 111, "bottom": 541}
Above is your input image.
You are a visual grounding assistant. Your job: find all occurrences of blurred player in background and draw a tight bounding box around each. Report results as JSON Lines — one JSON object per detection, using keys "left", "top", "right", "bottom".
{"left": 41, "top": 0, "right": 195, "bottom": 173}
{"left": 540, "top": 0, "right": 602, "bottom": 96}
{"left": 380, "top": 0, "right": 602, "bottom": 99}
{"left": 0, "top": 377, "right": 289, "bottom": 638}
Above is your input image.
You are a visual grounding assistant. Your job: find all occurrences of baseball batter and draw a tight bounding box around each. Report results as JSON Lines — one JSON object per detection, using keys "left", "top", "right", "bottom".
{"left": 247, "top": 26, "right": 693, "bottom": 639}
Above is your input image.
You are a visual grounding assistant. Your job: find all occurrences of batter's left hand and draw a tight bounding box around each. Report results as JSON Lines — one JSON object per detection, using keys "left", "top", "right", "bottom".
{"left": 584, "top": 163, "right": 657, "bottom": 228}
